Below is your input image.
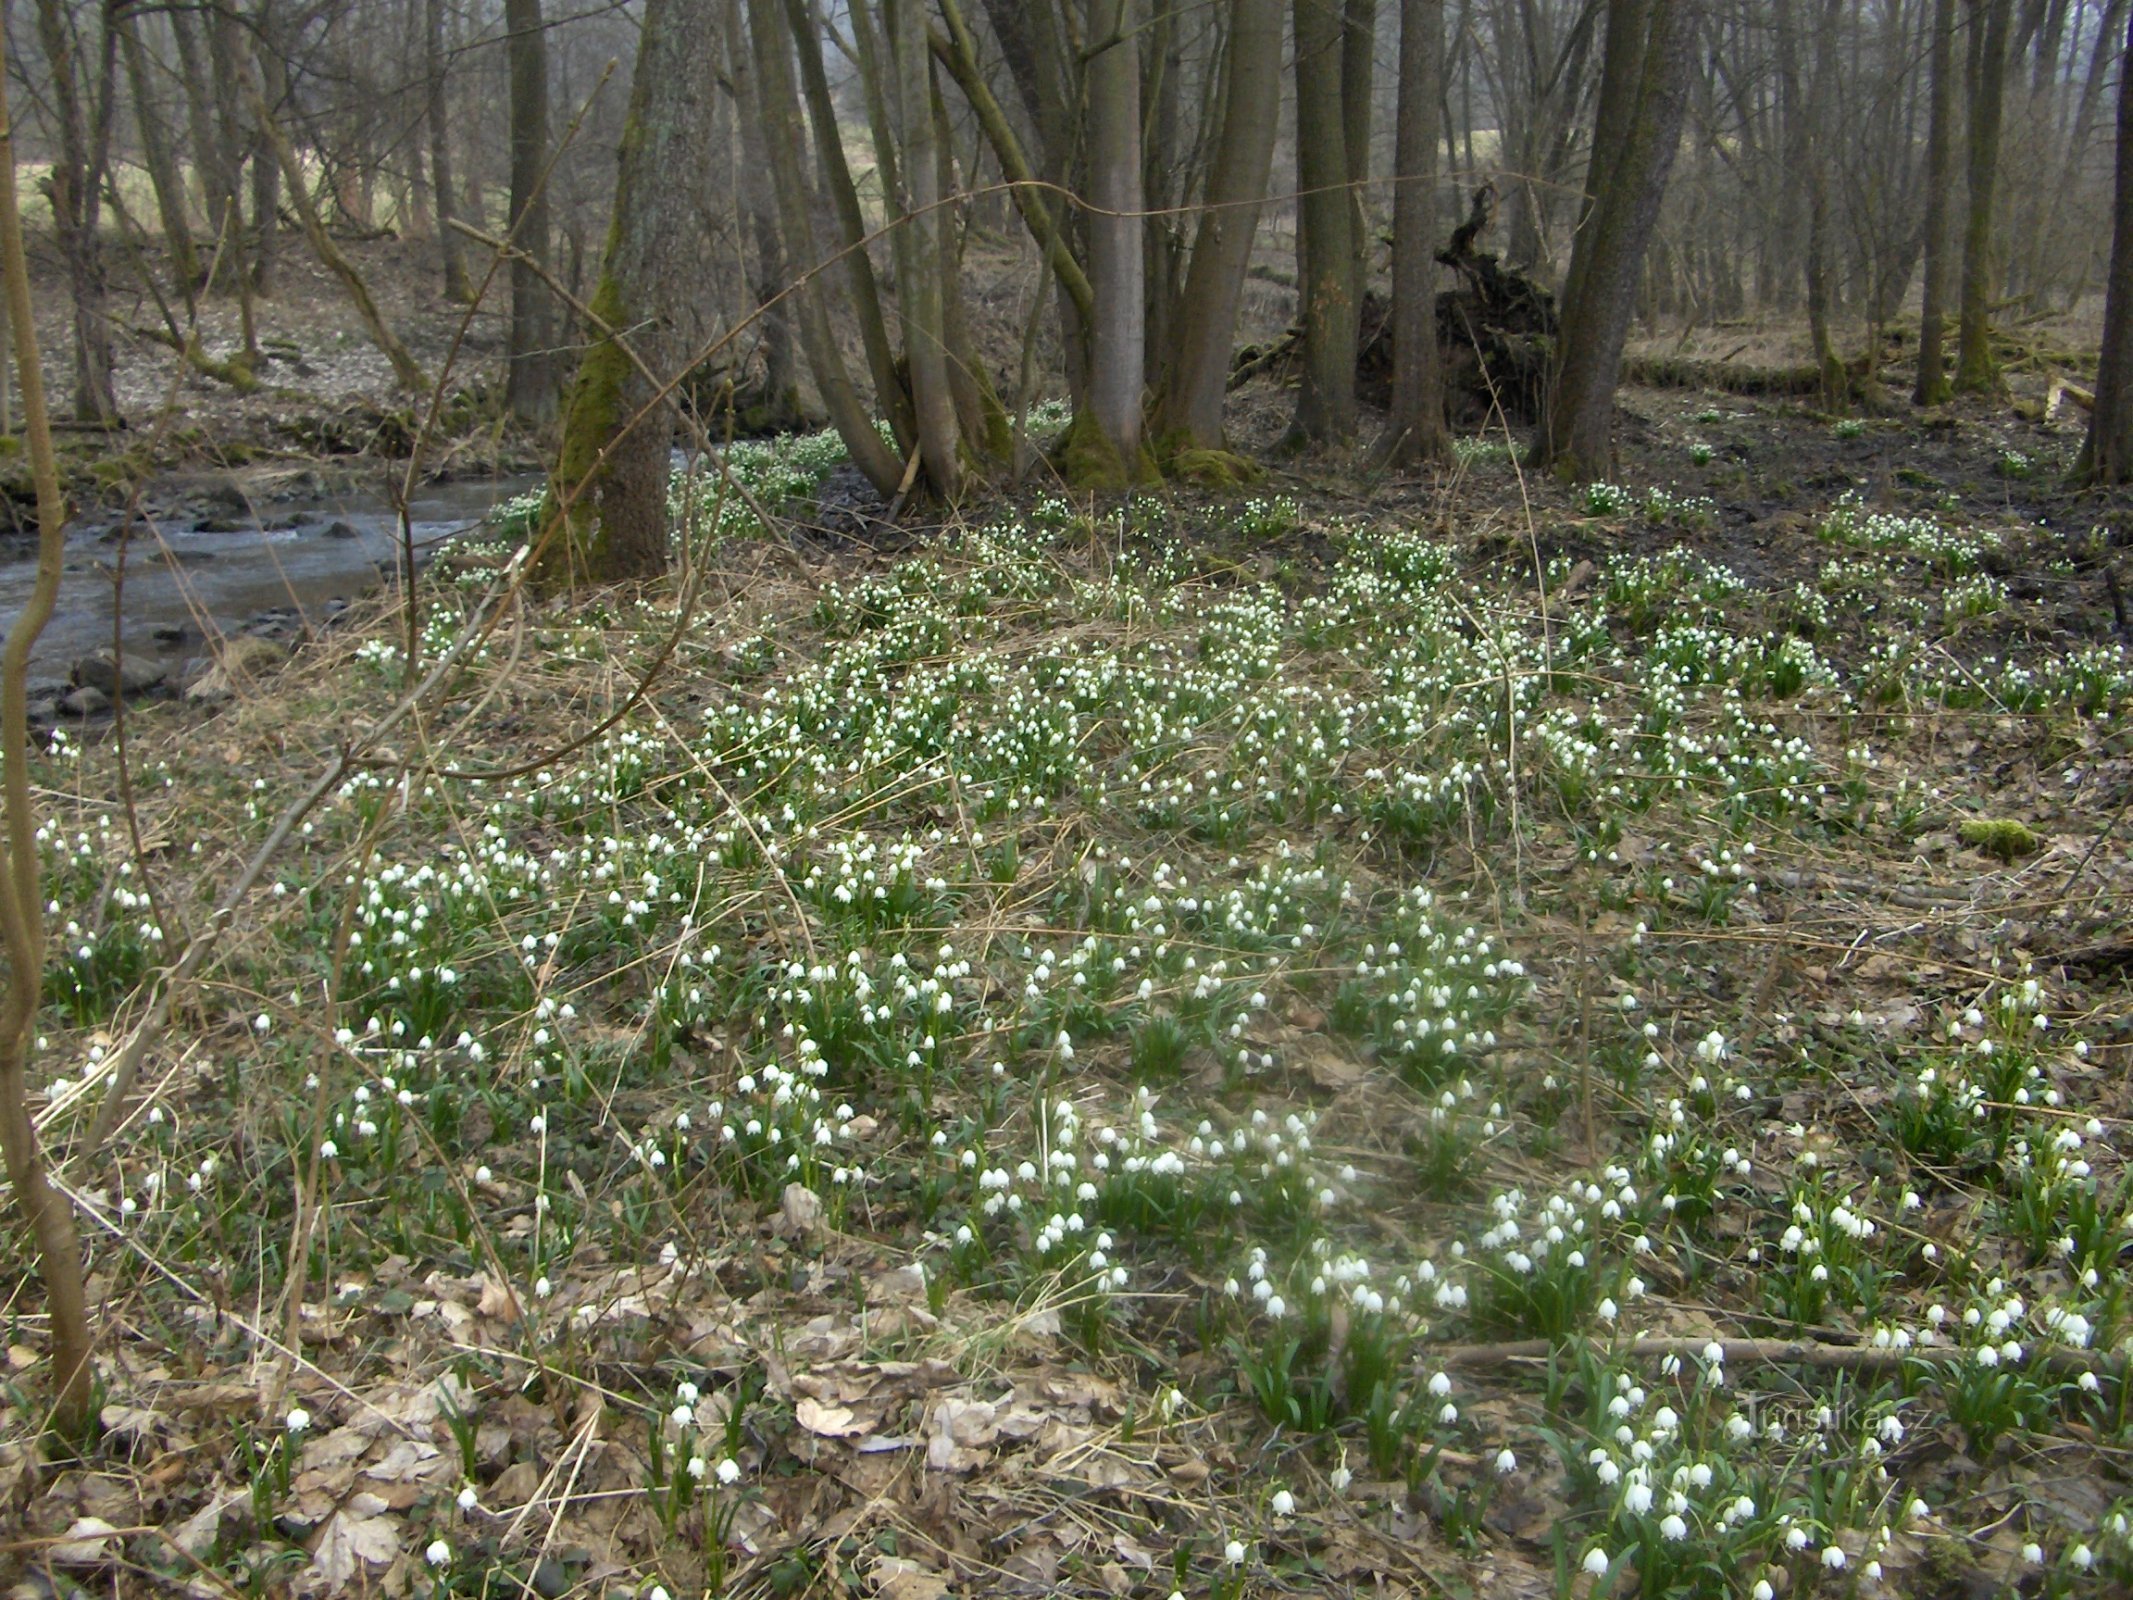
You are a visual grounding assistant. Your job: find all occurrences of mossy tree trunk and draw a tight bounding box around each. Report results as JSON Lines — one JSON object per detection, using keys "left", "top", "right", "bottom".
{"left": 545, "top": 0, "right": 720, "bottom": 589}
{"left": 1915, "top": 0, "right": 1959, "bottom": 405}
{"left": 2076, "top": 0, "right": 2133, "bottom": 483}
{"left": 1956, "top": 0, "right": 2013, "bottom": 393}
{"left": 1532, "top": 0, "right": 1694, "bottom": 480}
{"left": 1153, "top": 0, "right": 1283, "bottom": 453}
{"left": 1385, "top": 0, "right": 1450, "bottom": 466}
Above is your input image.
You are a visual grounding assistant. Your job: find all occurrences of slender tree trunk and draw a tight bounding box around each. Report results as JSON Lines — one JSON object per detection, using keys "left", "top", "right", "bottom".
{"left": 1533, "top": 0, "right": 1695, "bottom": 478}
{"left": 427, "top": 0, "right": 471, "bottom": 302}
{"left": 248, "top": 3, "right": 283, "bottom": 298}
{"left": 1956, "top": 0, "right": 2013, "bottom": 391}
{"left": 244, "top": 66, "right": 429, "bottom": 390}
{"left": 2076, "top": 0, "right": 2133, "bottom": 481}
{"left": 1153, "top": 0, "right": 1283, "bottom": 452}
{"left": 1387, "top": 0, "right": 1450, "bottom": 465}
{"left": 785, "top": 0, "right": 913, "bottom": 447}
{"left": 1292, "top": 0, "right": 1363, "bottom": 445}
{"left": 1083, "top": 0, "right": 1147, "bottom": 475}
{"left": 1916, "top": 0, "right": 1959, "bottom": 403}
{"left": 886, "top": 0, "right": 963, "bottom": 496}
{"left": 31, "top": 0, "right": 118, "bottom": 424}
{"left": 1802, "top": 0, "right": 1846, "bottom": 408}
{"left": 1342, "top": 0, "right": 1378, "bottom": 293}
{"left": 0, "top": 15, "right": 96, "bottom": 1442}
{"left": 727, "top": 0, "right": 802, "bottom": 428}
{"left": 1140, "top": 0, "right": 1183, "bottom": 389}
{"left": 120, "top": 13, "right": 200, "bottom": 298}
{"left": 743, "top": 0, "right": 907, "bottom": 491}
{"left": 506, "top": 0, "right": 557, "bottom": 423}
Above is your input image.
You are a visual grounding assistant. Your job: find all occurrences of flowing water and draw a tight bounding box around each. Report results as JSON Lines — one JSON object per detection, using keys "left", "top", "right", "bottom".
{"left": 0, "top": 473, "right": 537, "bottom": 682}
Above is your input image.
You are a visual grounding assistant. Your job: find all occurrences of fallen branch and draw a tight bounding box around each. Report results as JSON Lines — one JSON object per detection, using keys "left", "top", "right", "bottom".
{"left": 127, "top": 323, "right": 258, "bottom": 392}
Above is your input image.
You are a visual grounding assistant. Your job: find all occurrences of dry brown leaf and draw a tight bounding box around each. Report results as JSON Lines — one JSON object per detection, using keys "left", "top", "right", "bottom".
{"left": 871, "top": 1555, "right": 952, "bottom": 1600}
{"left": 50, "top": 1517, "right": 123, "bottom": 1566}
{"left": 795, "top": 1397, "right": 865, "bottom": 1437}
{"left": 307, "top": 1506, "right": 400, "bottom": 1589}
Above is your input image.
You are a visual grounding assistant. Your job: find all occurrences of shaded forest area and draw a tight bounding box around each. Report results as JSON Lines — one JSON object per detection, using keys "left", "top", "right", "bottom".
{"left": 5, "top": 5, "right": 2133, "bottom": 1600}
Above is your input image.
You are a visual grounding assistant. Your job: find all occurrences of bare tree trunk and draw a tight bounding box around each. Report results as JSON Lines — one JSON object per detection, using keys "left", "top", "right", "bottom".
{"left": 1386, "top": 0, "right": 1450, "bottom": 465}
{"left": 1533, "top": 0, "right": 1695, "bottom": 478}
{"left": 506, "top": 0, "right": 557, "bottom": 423}
{"left": 1153, "top": 0, "right": 1283, "bottom": 452}
{"left": 785, "top": 0, "right": 913, "bottom": 447}
{"left": 1916, "top": 0, "right": 1959, "bottom": 404}
{"left": 727, "top": 0, "right": 803, "bottom": 429}
{"left": 1292, "top": 0, "right": 1363, "bottom": 445}
{"left": 2076, "top": 0, "right": 2133, "bottom": 481}
{"left": 427, "top": 0, "right": 471, "bottom": 302}
{"left": 248, "top": 3, "right": 283, "bottom": 298}
{"left": 1342, "top": 0, "right": 1378, "bottom": 294}
{"left": 885, "top": 0, "right": 963, "bottom": 497}
{"left": 120, "top": 11, "right": 200, "bottom": 298}
{"left": 1956, "top": 0, "right": 2013, "bottom": 392}
{"left": 32, "top": 0, "right": 119, "bottom": 424}
{"left": 1082, "top": 0, "right": 1148, "bottom": 475}
{"left": 1801, "top": 0, "right": 1846, "bottom": 408}
{"left": 743, "top": 0, "right": 907, "bottom": 491}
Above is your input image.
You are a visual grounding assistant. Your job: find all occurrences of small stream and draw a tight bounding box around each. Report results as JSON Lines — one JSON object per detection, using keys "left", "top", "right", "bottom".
{"left": 0, "top": 472, "right": 538, "bottom": 690}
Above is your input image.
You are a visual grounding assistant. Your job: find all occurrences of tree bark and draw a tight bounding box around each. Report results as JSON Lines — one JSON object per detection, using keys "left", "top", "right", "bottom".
{"left": 1083, "top": 0, "right": 1148, "bottom": 475}
{"left": 1532, "top": 0, "right": 1695, "bottom": 479}
{"left": 546, "top": 0, "right": 724, "bottom": 587}
{"left": 247, "top": 3, "right": 283, "bottom": 298}
{"left": 728, "top": 0, "right": 803, "bottom": 428}
{"left": 0, "top": 17, "right": 96, "bottom": 1441}
{"left": 427, "top": 0, "right": 471, "bottom": 303}
{"left": 743, "top": 0, "right": 907, "bottom": 492}
{"left": 1386, "top": 0, "right": 1450, "bottom": 465}
{"left": 1800, "top": 0, "right": 1846, "bottom": 408}
{"left": 786, "top": 0, "right": 913, "bottom": 448}
{"left": 1915, "top": 0, "right": 1959, "bottom": 404}
{"left": 1292, "top": 0, "right": 1363, "bottom": 445}
{"left": 119, "top": 11, "right": 200, "bottom": 298}
{"left": 1153, "top": 0, "right": 1283, "bottom": 452}
{"left": 884, "top": 0, "right": 963, "bottom": 497}
{"left": 1342, "top": 0, "right": 1378, "bottom": 294}
{"left": 2076, "top": 0, "right": 2133, "bottom": 482}
{"left": 1956, "top": 0, "right": 2014, "bottom": 392}
{"left": 506, "top": 0, "right": 557, "bottom": 424}
{"left": 31, "top": 0, "right": 119, "bottom": 425}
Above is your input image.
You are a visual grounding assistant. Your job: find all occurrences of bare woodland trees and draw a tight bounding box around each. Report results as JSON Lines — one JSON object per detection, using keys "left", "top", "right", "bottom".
{"left": 1535, "top": 0, "right": 1695, "bottom": 477}
{"left": 1, "top": 0, "right": 2127, "bottom": 514}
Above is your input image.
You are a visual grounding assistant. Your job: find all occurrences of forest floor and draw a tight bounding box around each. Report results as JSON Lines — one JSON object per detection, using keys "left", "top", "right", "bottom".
{"left": 9, "top": 245, "right": 2133, "bottom": 1600}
